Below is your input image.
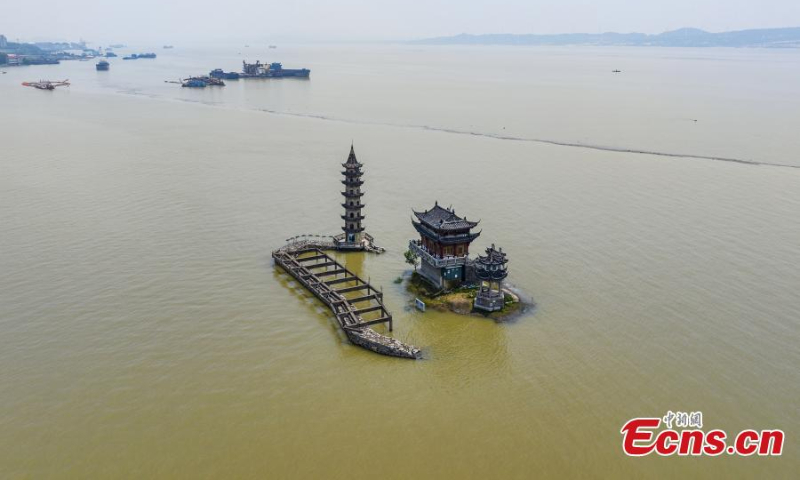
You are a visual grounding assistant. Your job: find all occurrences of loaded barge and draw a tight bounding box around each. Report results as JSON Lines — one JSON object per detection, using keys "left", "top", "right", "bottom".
{"left": 209, "top": 69, "right": 240, "bottom": 80}
{"left": 181, "top": 76, "right": 225, "bottom": 88}
{"left": 123, "top": 53, "right": 157, "bottom": 60}
{"left": 210, "top": 61, "right": 310, "bottom": 80}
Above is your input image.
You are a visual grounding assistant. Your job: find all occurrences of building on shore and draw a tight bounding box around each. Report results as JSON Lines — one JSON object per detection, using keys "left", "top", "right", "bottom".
{"left": 409, "top": 202, "right": 481, "bottom": 289}
{"left": 473, "top": 245, "right": 509, "bottom": 311}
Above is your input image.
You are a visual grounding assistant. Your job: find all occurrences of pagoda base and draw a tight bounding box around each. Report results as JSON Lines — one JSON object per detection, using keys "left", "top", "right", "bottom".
{"left": 474, "top": 289, "right": 505, "bottom": 312}
{"left": 332, "top": 232, "right": 385, "bottom": 253}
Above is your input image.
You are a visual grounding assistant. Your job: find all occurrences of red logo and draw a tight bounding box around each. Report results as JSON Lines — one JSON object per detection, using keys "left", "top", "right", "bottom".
{"left": 621, "top": 413, "right": 784, "bottom": 457}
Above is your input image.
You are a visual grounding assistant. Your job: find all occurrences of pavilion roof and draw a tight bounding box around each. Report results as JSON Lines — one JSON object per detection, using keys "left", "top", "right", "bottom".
{"left": 476, "top": 244, "right": 508, "bottom": 265}
{"left": 412, "top": 202, "right": 479, "bottom": 231}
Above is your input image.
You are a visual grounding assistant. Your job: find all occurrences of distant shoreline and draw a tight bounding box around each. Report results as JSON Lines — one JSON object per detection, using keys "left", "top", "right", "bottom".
{"left": 412, "top": 27, "right": 800, "bottom": 48}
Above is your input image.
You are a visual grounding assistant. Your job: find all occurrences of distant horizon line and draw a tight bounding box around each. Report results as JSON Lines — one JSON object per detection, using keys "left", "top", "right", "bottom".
{"left": 411, "top": 26, "right": 800, "bottom": 48}
{"left": 418, "top": 25, "right": 800, "bottom": 37}
{"left": 5, "top": 25, "right": 800, "bottom": 47}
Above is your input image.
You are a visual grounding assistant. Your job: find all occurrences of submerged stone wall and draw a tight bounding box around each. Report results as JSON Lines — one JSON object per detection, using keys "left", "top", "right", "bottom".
{"left": 273, "top": 246, "right": 421, "bottom": 360}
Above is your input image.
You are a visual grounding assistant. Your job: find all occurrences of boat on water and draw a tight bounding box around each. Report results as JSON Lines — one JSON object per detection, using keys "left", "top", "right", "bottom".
{"left": 123, "top": 53, "right": 157, "bottom": 60}
{"left": 96, "top": 60, "right": 110, "bottom": 71}
{"left": 204, "top": 77, "right": 225, "bottom": 86}
{"left": 182, "top": 78, "right": 207, "bottom": 88}
{"left": 22, "top": 79, "right": 70, "bottom": 90}
{"left": 240, "top": 60, "right": 310, "bottom": 78}
{"left": 269, "top": 45, "right": 277, "bottom": 49}
{"left": 181, "top": 76, "right": 225, "bottom": 87}
{"left": 163, "top": 45, "right": 174, "bottom": 49}
{"left": 105, "top": 52, "right": 117, "bottom": 58}
{"left": 209, "top": 68, "right": 240, "bottom": 80}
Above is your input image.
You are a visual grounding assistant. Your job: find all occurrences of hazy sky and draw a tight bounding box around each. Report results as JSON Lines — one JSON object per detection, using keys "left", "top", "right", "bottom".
{"left": 2, "top": 0, "right": 799, "bottom": 44}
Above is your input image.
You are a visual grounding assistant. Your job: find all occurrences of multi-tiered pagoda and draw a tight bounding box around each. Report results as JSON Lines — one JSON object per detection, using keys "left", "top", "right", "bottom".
{"left": 473, "top": 244, "right": 509, "bottom": 311}
{"left": 334, "top": 145, "right": 380, "bottom": 251}
{"left": 409, "top": 202, "right": 481, "bottom": 289}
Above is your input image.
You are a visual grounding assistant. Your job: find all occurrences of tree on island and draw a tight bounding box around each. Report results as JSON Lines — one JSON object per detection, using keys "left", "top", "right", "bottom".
{"left": 404, "top": 249, "right": 418, "bottom": 271}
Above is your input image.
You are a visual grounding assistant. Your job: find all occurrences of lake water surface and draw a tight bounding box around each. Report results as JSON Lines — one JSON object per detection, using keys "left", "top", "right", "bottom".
{"left": 1, "top": 44, "right": 799, "bottom": 478}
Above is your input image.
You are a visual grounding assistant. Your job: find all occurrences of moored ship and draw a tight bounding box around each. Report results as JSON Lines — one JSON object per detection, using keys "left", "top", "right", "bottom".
{"left": 123, "top": 53, "right": 157, "bottom": 60}
{"left": 240, "top": 60, "right": 310, "bottom": 78}
{"left": 182, "top": 78, "right": 206, "bottom": 88}
{"left": 209, "top": 68, "right": 240, "bottom": 80}
{"left": 22, "top": 79, "right": 70, "bottom": 90}
{"left": 180, "top": 76, "right": 225, "bottom": 88}
{"left": 96, "top": 60, "right": 110, "bottom": 71}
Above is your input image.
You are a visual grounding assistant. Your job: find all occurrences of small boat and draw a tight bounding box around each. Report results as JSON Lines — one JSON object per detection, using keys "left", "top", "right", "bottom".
{"left": 269, "top": 45, "right": 277, "bottom": 49}
{"left": 123, "top": 53, "right": 157, "bottom": 60}
{"left": 612, "top": 69, "right": 622, "bottom": 73}
{"left": 96, "top": 60, "right": 110, "bottom": 71}
{"left": 163, "top": 45, "right": 174, "bottom": 49}
{"left": 181, "top": 78, "right": 207, "bottom": 88}
{"left": 105, "top": 52, "right": 117, "bottom": 58}
{"left": 183, "top": 76, "right": 224, "bottom": 87}
{"left": 22, "top": 79, "right": 70, "bottom": 90}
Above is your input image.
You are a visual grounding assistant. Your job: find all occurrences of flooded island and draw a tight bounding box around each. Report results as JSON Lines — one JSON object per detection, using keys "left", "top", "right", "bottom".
{"left": 405, "top": 203, "right": 529, "bottom": 321}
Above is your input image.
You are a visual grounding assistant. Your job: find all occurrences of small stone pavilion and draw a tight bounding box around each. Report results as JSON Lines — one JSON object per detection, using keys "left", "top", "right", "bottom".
{"left": 473, "top": 245, "right": 509, "bottom": 312}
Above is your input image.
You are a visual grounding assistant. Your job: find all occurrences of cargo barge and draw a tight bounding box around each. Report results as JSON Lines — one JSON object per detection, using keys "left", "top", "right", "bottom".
{"left": 123, "top": 53, "right": 157, "bottom": 60}
{"left": 242, "top": 61, "right": 309, "bottom": 78}
{"left": 180, "top": 76, "right": 225, "bottom": 88}
{"left": 209, "top": 69, "right": 240, "bottom": 80}
{"left": 209, "top": 61, "right": 310, "bottom": 80}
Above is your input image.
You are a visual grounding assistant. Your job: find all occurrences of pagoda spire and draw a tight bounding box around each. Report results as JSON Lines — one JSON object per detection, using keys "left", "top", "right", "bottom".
{"left": 344, "top": 143, "right": 361, "bottom": 167}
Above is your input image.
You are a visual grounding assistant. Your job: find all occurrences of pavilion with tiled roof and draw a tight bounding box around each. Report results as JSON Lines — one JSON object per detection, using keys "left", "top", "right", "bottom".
{"left": 412, "top": 202, "right": 481, "bottom": 257}
{"left": 409, "top": 202, "right": 481, "bottom": 289}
